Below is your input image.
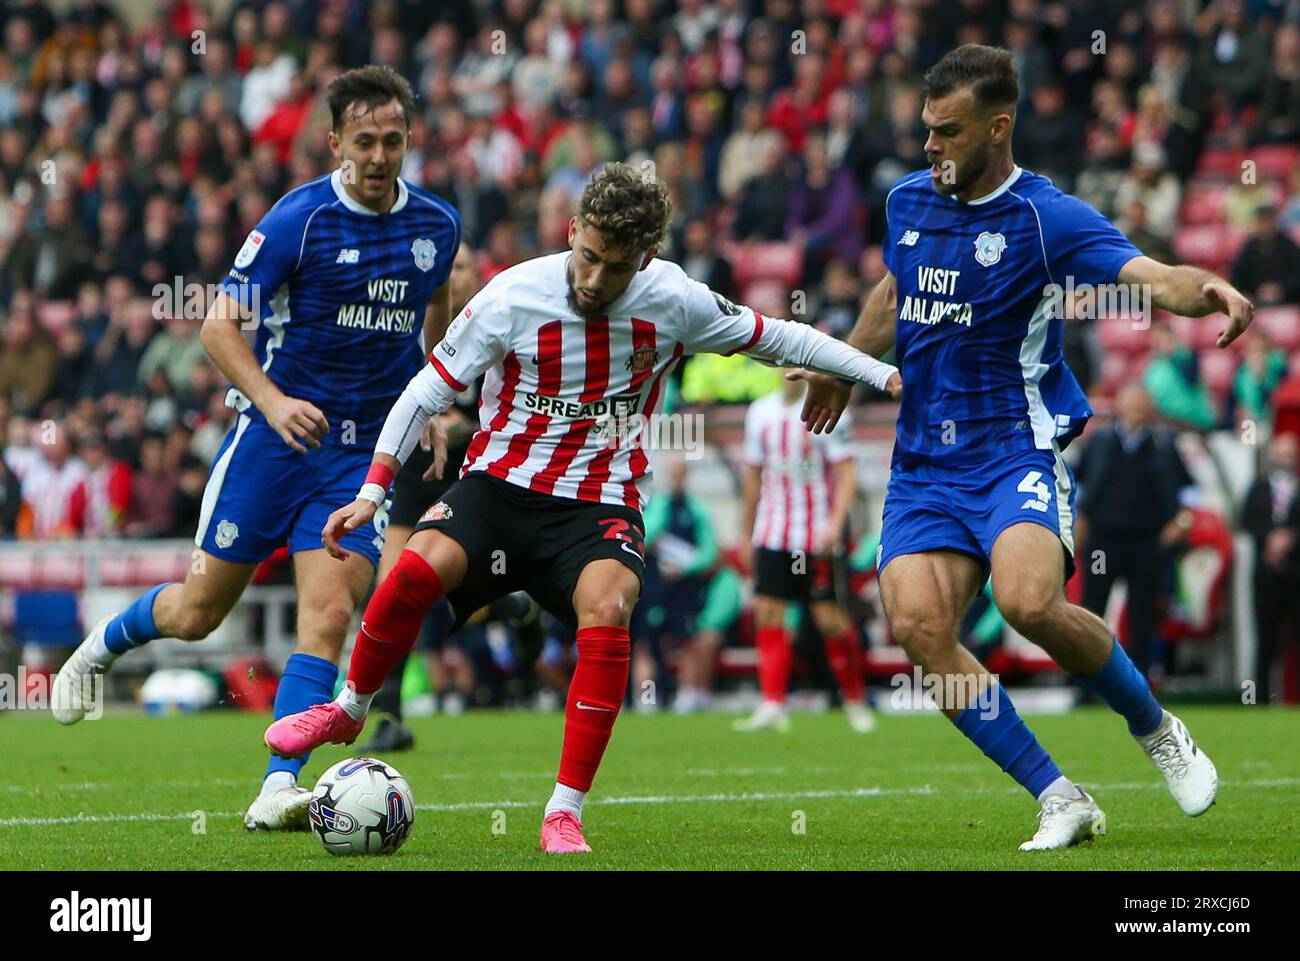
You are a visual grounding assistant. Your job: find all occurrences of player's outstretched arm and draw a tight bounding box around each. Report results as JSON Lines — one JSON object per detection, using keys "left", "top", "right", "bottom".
{"left": 794, "top": 271, "right": 899, "bottom": 433}
{"left": 742, "top": 313, "right": 900, "bottom": 393}
{"left": 200, "top": 291, "right": 328, "bottom": 452}
{"left": 1118, "top": 255, "right": 1255, "bottom": 348}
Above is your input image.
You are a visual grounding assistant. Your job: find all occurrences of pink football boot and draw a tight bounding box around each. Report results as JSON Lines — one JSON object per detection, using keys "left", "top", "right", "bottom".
{"left": 539, "top": 811, "right": 593, "bottom": 853}
{"left": 264, "top": 702, "right": 364, "bottom": 758}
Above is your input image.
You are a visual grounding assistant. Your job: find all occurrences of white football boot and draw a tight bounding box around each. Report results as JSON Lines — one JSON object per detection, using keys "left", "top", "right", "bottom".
{"left": 243, "top": 786, "right": 313, "bottom": 831}
{"left": 732, "top": 700, "right": 791, "bottom": 733}
{"left": 1137, "top": 710, "right": 1218, "bottom": 816}
{"left": 51, "top": 617, "right": 112, "bottom": 725}
{"left": 1019, "top": 789, "right": 1107, "bottom": 852}
{"left": 845, "top": 701, "right": 877, "bottom": 733}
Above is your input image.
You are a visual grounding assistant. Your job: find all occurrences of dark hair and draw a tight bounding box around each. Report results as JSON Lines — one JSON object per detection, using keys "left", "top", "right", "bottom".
{"left": 577, "top": 161, "right": 673, "bottom": 254}
{"left": 326, "top": 64, "right": 416, "bottom": 132}
{"left": 920, "top": 44, "right": 1020, "bottom": 113}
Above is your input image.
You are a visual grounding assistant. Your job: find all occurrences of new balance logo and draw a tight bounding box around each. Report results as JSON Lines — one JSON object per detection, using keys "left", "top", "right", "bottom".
{"left": 336, "top": 248, "right": 360, "bottom": 264}
{"left": 898, "top": 230, "right": 920, "bottom": 246}
{"left": 575, "top": 701, "right": 615, "bottom": 712}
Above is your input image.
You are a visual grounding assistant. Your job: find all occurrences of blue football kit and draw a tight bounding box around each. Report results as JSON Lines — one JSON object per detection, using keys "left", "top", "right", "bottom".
{"left": 877, "top": 165, "right": 1141, "bottom": 576}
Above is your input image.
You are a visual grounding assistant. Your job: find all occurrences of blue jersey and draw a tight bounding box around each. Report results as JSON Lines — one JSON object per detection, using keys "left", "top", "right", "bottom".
{"left": 882, "top": 166, "right": 1140, "bottom": 471}
{"left": 219, "top": 168, "right": 461, "bottom": 449}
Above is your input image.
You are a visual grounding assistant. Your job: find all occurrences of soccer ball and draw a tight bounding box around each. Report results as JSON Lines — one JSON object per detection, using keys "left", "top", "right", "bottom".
{"left": 308, "top": 757, "right": 415, "bottom": 856}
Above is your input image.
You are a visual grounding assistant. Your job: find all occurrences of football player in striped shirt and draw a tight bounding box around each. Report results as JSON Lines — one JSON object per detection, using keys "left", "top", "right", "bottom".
{"left": 733, "top": 375, "right": 876, "bottom": 734}
{"left": 52, "top": 66, "right": 462, "bottom": 831}
{"left": 265, "top": 162, "right": 901, "bottom": 853}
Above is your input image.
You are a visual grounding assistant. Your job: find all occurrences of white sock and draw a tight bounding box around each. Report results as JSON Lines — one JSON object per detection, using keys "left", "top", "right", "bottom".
{"left": 261, "top": 770, "right": 295, "bottom": 797}
{"left": 545, "top": 782, "right": 586, "bottom": 819}
{"left": 1037, "top": 775, "right": 1083, "bottom": 804}
{"left": 336, "top": 682, "right": 373, "bottom": 721}
{"left": 86, "top": 627, "right": 119, "bottom": 669}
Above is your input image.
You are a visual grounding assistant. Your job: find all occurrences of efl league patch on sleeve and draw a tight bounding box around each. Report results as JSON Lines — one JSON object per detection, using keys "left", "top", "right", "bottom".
{"left": 234, "top": 229, "right": 266, "bottom": 269}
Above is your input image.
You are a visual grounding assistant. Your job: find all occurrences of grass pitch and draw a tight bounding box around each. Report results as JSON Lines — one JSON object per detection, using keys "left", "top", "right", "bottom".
{"left": 1, "top": 705, "right": 1296, "bottom": 870}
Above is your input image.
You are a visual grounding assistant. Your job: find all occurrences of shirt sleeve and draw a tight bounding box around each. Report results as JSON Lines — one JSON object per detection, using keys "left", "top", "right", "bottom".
{"left": 426, "top": 283, "right": 510, "bottom": 395}
{"left": 1036, "top": 191, "right": 1143, "bottom": 287}
{"left": 678, "top": 275, "right": 765, "bottom": 356}
{"left": 218, "top": 199, "right": 309, "bottom": 311}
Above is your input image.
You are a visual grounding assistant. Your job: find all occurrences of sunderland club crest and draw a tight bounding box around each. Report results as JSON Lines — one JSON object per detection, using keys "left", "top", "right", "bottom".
{"left": 625, "top": 344, "right": 660, "bottom": 373}
{"left": 411, "top": 238, "right": 437, "bottom": 272}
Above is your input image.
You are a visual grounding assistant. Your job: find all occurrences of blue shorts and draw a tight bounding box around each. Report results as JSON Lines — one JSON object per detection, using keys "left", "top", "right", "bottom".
{"left": 194, "top": 414, "right": 388, "bottom": 567}
{"left": 878, "top": 447, "right": 1076, "bottom": 579}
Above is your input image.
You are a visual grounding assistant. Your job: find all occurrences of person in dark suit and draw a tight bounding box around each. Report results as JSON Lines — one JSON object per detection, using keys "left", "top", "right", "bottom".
{"left": 1241, "top": 430, "right": 1300, "bottom": 704}
{"left": 1074, "top": 384, "right": 1197, "bottom": 678}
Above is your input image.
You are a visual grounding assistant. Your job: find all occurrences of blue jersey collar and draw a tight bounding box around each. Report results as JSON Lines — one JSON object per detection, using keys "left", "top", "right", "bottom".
{"left": 959, "top": 165, "right": 1023, "bottom": 206}
{"left": 330, "top": 168, "right": 410, "bottom": 215}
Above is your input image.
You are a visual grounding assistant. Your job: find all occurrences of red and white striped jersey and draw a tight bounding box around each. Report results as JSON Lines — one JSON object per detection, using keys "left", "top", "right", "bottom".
{"left": 421, "top": 252, "right": 768, "bottom": 512}
{"left": 743, "top": 390, "right": 855, "bottom": 553}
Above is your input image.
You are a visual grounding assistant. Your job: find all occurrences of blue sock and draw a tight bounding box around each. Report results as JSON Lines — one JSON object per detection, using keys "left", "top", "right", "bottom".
{"left": 103, "top": 583, "right": 170, "bottom": 654}
{"left": 1077, "top": 638, "right": 1164, "bottom": 737}
{"left": 265, "top": 653, "right": 339, "bottom": 781}
{"left": 953, "top": 685, "right": 1062, "bottom": 799}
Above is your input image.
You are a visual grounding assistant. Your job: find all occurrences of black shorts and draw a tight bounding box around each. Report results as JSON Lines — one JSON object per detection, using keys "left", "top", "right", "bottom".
{"left": 412, "top": 472, "right": 645, "bottom": 630}
{"left": 753, "top": 547, "right": 846, "bottom": 604}
{"left": 389, "top": 443, "right": 467, "bottom": 529}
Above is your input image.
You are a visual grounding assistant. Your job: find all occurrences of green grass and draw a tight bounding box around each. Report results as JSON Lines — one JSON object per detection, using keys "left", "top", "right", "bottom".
{"left": 1, "top": 706, "right": 1297, "bottom": 870}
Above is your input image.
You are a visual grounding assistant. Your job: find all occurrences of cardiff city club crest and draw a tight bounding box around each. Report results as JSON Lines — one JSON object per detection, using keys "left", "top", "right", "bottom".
{"left": 973, "top": 230, "right": 1007, "bottom": 267}
{"left": 625, "top": 344, "right": 660, "bottom": 373}
{"left": 411, "top": 238, "right": 437, "bottom": 272}
{"left": 215, "top": 519, "right": 239, "bottom": 549}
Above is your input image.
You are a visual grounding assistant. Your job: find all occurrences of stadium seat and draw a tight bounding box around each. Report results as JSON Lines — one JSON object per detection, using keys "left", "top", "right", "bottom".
{"left": 721, "top": 241, "right": 805, "bottom": 292}
{"left": 1254, "top": 306, "right": 1300, "bottom": 349}
{"left": 1097, "top": 314, "right": 1154, "bottom": 352}
{"left": 12, "top": 590, "right": 81, "bottom": 647}
{"left": 1193, "top": 146, "right": 1246, "bottom": 180}
{"left": 1197, "top": 348, "right": 1238, "bottom": 397}
{"left": 740, "top": 280, "right": 791, "bottom": 315}
{"left": 1171, "top": 224, "right": 1244, "bottom": 271}
{"left": 1179, "top": 184, "right": 1229, "bottom": 225}
{"left": 1251, "top": 144, "right": 1300, "bottom": 181}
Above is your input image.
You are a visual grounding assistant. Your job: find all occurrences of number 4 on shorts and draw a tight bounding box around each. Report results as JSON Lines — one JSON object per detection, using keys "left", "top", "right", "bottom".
{"left": 1017, "top": 470, "right": 1051, "bottom": 513}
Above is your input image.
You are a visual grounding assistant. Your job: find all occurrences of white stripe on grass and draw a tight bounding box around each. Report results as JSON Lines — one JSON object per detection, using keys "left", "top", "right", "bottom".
{"left": 1, "top": 777, "right": 1296, "bottom": 829}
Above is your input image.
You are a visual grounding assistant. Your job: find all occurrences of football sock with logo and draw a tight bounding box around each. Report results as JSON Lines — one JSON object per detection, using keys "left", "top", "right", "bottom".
{"left": 1077, "top": 637, "right": 1164, "bottom": 737}
{"left": 265, "top": 652, "right": 339, "bottom": 780}
{"left": 346, "top": 550, "right": 445, "bottom": 696}
{"left": 756, "top": 624, "right": 792, "bottom": 703}
{"left": 555, "top": 625, "right": 630, "bottom": 794}
{"left": 953, "top": 684, "right": 1063, "bottom": 799}
{"left": 823, "top": 627, "right": 867, "bottom": 703}
{"left": 92, "top": 583, "right": 171, "bottom": 665}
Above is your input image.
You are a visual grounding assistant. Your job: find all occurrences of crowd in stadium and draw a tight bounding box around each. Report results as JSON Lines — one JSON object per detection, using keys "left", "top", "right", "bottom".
{"left": 1, "top": 0, "right": 1300, "bottom": 704}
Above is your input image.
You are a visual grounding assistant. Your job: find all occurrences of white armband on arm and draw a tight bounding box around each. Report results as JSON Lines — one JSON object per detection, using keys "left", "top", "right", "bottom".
{"left": 743, "top": 314, "right": 898, "bottom": 391}
{"left": 374, "top": 363, "right": 456, "bottom": 467}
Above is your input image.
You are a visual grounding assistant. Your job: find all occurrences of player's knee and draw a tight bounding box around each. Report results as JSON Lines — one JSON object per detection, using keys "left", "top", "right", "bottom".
{"left": 303, "top": 597, "right": 356, "bottom": 646}
{"left": 580, "top": 593, "right": 634, "bottom": 627}
{"left": 174, "top": 604, "right": 225, "bottom": 641}
{"left": 998, "top": 590, "right": 1060, "bottom": 637}
{"left": 889, "top": 607, "right": 957, "bottom": 661}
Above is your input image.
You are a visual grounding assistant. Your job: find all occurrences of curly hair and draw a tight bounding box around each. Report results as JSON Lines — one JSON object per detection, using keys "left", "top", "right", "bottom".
{"left": 576, "top": 162, "right": 673, "bottom": 255}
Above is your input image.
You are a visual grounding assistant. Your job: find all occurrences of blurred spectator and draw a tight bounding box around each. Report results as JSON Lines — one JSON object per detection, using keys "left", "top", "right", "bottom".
{"left": 3, "top": 421, "right": 86, "bottom": 539}
{"left": 676, "top": 216, "right": 734, "bottom": 298}
{"left": 811, "top": 259, "right": 861, "bottom": 340}
{"left": 67, "top": 430, "right": 130, "bottom": 538}
{"left": 717, "top": 98, "right": 781, "bottom": 204}
{"left": 733, "top": 137, "right": 792, "bottom": 242}
{"left": 139, "top": 310, "right": 206, "bottom": 394}
{"left": 1075, "top": 384, "right": 1197, "bottom": 678}
{"left": 1118, "top": 199, "right": 1177, "bottom": 264}
{"left": 0, "top": 289, "right": 57, "bottom": 415}
{"left": 1142, "top": 322, "right": 1216, "bottom": 430}
{"left": 90, "top": 296, "right": 155, "bottom": 399}
{"left": 125, "top": 431, "right": 176, "bottom": 538}
{"left": 1015, "top": 81, "right": 1084, "bottom": 190}
{"left": 1233, "top": 336, "right": 1289, "bottom": 427}
{"left": 1230, "top": 203, "right": 1300, "bottom": 306}
{"left": 1250, "top": 23, "right": 1300, "bottom": 146}
{"left": 785, "top": 133, "right": 865, "bottom": 285}
{"left": 1195, "top": 0, "right": 1269, "bottom": 111}
{"left": 1113, "top": 143, "right": 1182, "bottom": 240}
{"left": 1242, "top": 430, "right": 1300, "bottom": 704}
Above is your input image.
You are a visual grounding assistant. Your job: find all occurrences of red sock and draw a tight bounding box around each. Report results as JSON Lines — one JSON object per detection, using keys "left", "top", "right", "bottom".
{"left": 556, "top": 625, "right": 630, "bottom": 792}
{"left": 756, "top": 624, "right": 791, "bottom": 703}
{"left": 824, "top": 627, "right": 866, "bottom": 703}
{"left": 346, "top": 551, "right": 445, "bottom": 695}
